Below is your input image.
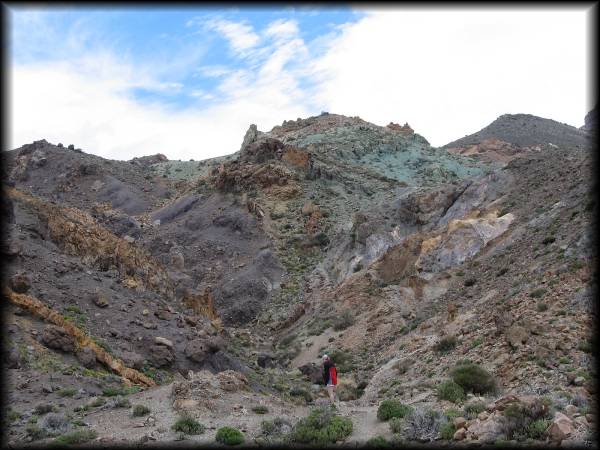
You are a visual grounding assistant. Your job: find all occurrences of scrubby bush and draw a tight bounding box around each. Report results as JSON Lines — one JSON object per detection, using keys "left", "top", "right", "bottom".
{"left": 464, "top": 278, "right": 477, "bottom": 287}
{"left": 437, "top": 380, "right": 466, "bottom": 403}
{"left": 367, "top": 435, "right": 391, "bottom": 447}
{"left": 215, "top": 426, "right": 245, "bottom": 445}
{"left": 501, "top": 399, "right": 552, "bottom": 442}
{"left": 377, "top": 400, "right": 413, "bottom": 421}
{"left": 40, "top": 413, "right": 70, "bottom": 435}
{"left": 252, "top": 405, "right": 269, "bottom": 414}
{"left": 440, "top": 421, "right": 456, "bottom": 440}
{"left": 260, "top": 417, "right": 292, "bottom": 443}
{"left": 289, "top": 387, "right": 312, "bottom": 403}
{"left": 434, "top": 336, "right": 457, "bottom": 353}
{"left": 172, "top": 415, "right": 205, "bottom": 435}
{"left": 402, "top": 408, "right": 446, "bottom": 442}
{"left": 328, "top": 349, "right": 355, "bottom": 373}
{"left": 450, "top": 362, "right": 497, "bottom": 395}
{"left": 132, "top": 405, "right": 151, "bottom": 417}
{"left": 529, "top": 288, "right": 547, "bottom": 298}
{"left": 464, "top": 401, "right": 487, "bottom": 419}
{"left": 111, "top": 396, "right": 131, "bottom": 408}
{"left": 290, "top": 406, "right": 353, "bottom": 445}
{"left": 332, "top": 310, "right": 355, "bottom": 331}
{"left": 389, "top": 417, "right": 404, "bottom": 434}
{"left": 25, "top": 424, "right": 47, "bottom": 441}
{"left": 53, "top": 429, "right": 98, "bottom": 445}
{"left": 57, "top": 388, "right": 77, "bottom": 398}
{"left": 34, "top": 404, "right": 54, "bottom": 415}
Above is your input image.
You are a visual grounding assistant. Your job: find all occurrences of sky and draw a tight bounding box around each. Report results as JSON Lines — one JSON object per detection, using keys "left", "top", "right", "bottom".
{"left": 6, "top": 5, "right": 594, "bottom": 161}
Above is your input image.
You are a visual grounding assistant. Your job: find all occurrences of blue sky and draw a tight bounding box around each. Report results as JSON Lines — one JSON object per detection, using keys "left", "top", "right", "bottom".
{"left": 7, "top": 5, "right": 593, "bottom": 160}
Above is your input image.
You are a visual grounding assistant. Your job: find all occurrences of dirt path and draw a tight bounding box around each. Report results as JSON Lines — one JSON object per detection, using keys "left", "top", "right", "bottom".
{"left": 83, "top": 382, "right": 390, "bottom": 446}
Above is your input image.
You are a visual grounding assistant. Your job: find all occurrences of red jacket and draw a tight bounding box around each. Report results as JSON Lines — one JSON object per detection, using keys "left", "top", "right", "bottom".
{"left": 328, "top": 366, "right": 337, "bottom": 385}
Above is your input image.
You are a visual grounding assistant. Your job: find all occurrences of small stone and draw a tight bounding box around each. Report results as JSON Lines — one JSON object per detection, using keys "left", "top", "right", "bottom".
{"left": 142, "top": 322, "right": 157, "bottom": 330}
{"left": 154, "top": 337, "right": 173, "bottom": 348}
{"left": 478, "top": 411, "right": 489, "bottom": 421}
{"left": 573, "top": 376, "right": 585, "bottom": 386}
{"left": 10, "top": 273, "right": 31, "bottom": 293}
{"left": 142, "top": 309, "right": 150, "bottom": 316}
{"left": 564, "top": 405, "right": 578, "bottom": 417}
{"left": 548, "top": 412, "right": 574, "bottom": 442}
{"left": 41, "top": 384, "right": 53, "bottom": 393}
{"left": 453, "top": 428, "right": 467, "bottom": 440}
{"left": 454, "top": 417, "right": 467, "bottom": 429}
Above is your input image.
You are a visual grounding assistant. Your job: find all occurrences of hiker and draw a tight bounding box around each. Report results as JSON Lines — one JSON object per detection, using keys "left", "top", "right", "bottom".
{"left": 322, "top": 354, "right": 338, "bottom": 404}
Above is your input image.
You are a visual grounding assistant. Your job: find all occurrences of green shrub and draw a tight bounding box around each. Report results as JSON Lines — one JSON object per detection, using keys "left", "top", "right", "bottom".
{"left": 34, "top": 404, "right": 54, "bottom": 415}
{"left": 52, "top": 429, "right": 98, "bottom": 445}
{"left": 377, "top": 400, "right": 413, "bottom": 421}
{"left": 366, "top": 435, "right": 391, "bottom": 447}
{"left": 26, "top": 424, "right": 47, "bottom": 441}
{"left": 440, "top": 421, "right": 456, "bottom": 440}
{"left": 132, "top": 405, "right": 151, "bottom": 417}
{"left": 328, "top": 349, "right": 355, "bottom": 373}
{"left": 451, "top": 362, "right": 496, "bottom": 395}
{"left": 526, "top": 419, "right": 550, "bottom": 439}
{"left": 289, "top": 387, "right": 312, "bottom": 403}
{"left": 536, "top": 302, "right": 548, "bottom": 312}
{"left": 471, "top": 337, "right": 483, "bottom": 349}
{"left": 252, "top": 405, "right": 269, "bottom": 414}
{"left": 389, "top": 417, "right": 403, "bottom": 434}
{"left": 529, "top": 288, "right": 547, "bottom": 298}
{"left": 332, "top": 310, "right": 355, "bottom": 331}
{"left": 464, "top": 401, "right": 487, "bottom": 419}
{"left": 172, "top": 415, "right": 205, "bottom": 435}
{"left": 102, "top": 385, "right": 139, "bottom": 397}
{"left": 8, "top": 409, "right": 22, "bottom": 422}
{"left": 444, "top": 408, "right": 461, "bottom": 420}
{"left": 215, "top": 426, "right": 245, "bottom": 446}
{"left": 57, "top": 388, "right": 77, "bottom": 398}
{"left": 90, "top": 397, "right": 106, "bottom": 407}
{"left": 434, "top": 335, "right": 457, "bottom": 353}
{"left": 290, "top": 407, "right": 353, "bottom": 445}
{"left": 112, "top": 396, "right": 131, "bottom": 408}
{"left": 437, "top": 380, "right": 466, "bottom": 403}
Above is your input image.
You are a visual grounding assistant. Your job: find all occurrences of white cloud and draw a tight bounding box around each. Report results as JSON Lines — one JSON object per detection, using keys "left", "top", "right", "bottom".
{"left": 205, "top": 19, "right": 260, "bottom": 54}
{"left": 310, "top": 8, "right": 589, "bottom": 145}
{"left": 8, "top": 7, "right": 591, "bottom": 163}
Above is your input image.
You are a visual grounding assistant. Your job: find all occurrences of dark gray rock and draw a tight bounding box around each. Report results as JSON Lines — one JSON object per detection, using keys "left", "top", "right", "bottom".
{"left": 76, "top": 347, "right": 97, "bottom": 369}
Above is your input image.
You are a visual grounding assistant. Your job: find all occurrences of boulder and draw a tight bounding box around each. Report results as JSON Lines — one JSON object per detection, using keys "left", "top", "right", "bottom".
{"left": 454, "top": 417, "right": 467, "bottom": 429}
{"left": 9, "top": 273, "right": 31, "bottom": 293}
{"left": 154, "top": 337, "right": 173, "bottom": 348}
{"left": 120, "top": 351, "right": 145, "bottom": 370}
{"left": 505, "top": 324, "right": 529, "bottom": 348}
{"left": 467, "top": 415, "right": 503, "bottom": 443}
{"left": 40, "top": 325, "right": 75, "bottom": 353}
{"left": 75, "top": 347, "right": 97, "bottom": 368}
{"left": 547, "top": 412, "right": 574, "bottom": 442}
{"left": 299, "top": 363, "right": 323, "bottom": 384}
{"left": 184, "top": 340, "right": 210, "bottom": 363}
{"left": 148, "top": 344, "right": 174, "bottom": 367}
{"left": 89, "top": 289, "right": 109, "bottom": 308}
{"left": 453, "top": 428, "right": 467, "bottom": 440}
{"left": 217, "top": 370, "right": 248, "bottom": 392}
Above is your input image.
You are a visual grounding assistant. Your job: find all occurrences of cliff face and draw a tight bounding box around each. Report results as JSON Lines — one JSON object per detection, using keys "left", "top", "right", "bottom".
{"left": 3, "top": 111, "right": 595, "bottom": 446}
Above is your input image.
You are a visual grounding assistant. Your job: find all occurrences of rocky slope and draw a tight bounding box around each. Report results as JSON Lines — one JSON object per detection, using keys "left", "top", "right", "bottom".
{"left": 2, "top": 110, "right": 596, "bottom": 447}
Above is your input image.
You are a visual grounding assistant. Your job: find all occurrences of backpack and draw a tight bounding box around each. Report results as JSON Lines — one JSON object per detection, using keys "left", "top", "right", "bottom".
{"left": 329, "top": 366, "right": 337, "bottom": 385}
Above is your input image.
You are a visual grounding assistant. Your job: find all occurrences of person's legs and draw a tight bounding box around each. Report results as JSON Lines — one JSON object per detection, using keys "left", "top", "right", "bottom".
{"left": 327, "top": 385, "right": 335, "bottom": 404}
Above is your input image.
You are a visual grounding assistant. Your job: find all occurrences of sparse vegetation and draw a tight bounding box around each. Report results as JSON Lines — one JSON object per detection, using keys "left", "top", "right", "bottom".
{"left": 464, "top": 401, "right": 487, "bottom": 419}
{"left": 367, "top": 435, "right": 391, "bottom": 447}
{"left": 332, "top": 310, "right": 355, "bottom": 331}
{"left": 401, "top": 408, "right": 446, "bottom": 442}
{"left": 252, "top": 405, "right": 269, "bottom": 414}
{"left": 215, "top": 426, "right": 245, "bottom": 445}
{"left": 437, "top": 380, "right": 466, "bottom": 403}
{"left": 501, "top": 398, "right": 552, "bottom": 441}
{"left": 451, "top": 361, "right": 497, "bottom": 395}
{"left": 57, "top": 388, "right": 77, "bottom": 398}
{"left": 529, "top": 288, "right": 547, "bottom": 298}
{"left": 34, "top": 404, "right": 54, "bottom": 415}
{"left": 172, "top": 415, "right": 205, "bottom": 435}
{"left": 440, "top": 421, "right": 456, "bottom": 440}
{"left": 290, "top": 406, "right": 353, "bottom": 445}
{"left": 377, "top": 399, "right": 413, "bottom": 421}
{"left": 434, "top": 335, "right": 457, "bottom": 353}
{"left": 52, "top": 429, "right": 98, "bottom": 445}
{"left": 389, "top": 416, "right": 404, "bottom": 434}
{"left": 132, "top": 404, "right": 151, "bottom": 417}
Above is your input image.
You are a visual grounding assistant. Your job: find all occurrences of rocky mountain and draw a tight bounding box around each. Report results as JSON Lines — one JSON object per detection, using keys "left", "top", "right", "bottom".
{"left": 2, "top": 110, "right": 596, "bottom": 447}
{"left": 443, "top": 114, "right": 591, "bottom": 165}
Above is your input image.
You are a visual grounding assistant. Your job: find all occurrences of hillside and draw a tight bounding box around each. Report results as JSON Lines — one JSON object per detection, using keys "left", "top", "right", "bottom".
{"left": 3, "top": 111, "right": 596, "bottom": 447}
